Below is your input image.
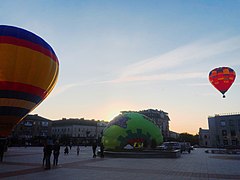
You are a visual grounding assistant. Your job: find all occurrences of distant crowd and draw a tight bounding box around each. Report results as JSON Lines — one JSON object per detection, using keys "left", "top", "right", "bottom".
{"left": 42, "top": 140, "right": 104, "bottom": 170}
{"left": 0, "top": 138, "right": 105, "bottom": 169}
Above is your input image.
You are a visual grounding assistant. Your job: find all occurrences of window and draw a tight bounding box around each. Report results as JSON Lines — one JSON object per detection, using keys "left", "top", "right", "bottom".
{"left": 232, "top": 140, "right": 237, "bottom": 146}
{"left": 222, "top": 130, "right": 227, "bottom": 136}
{"left": 223, "top": 140, "right": 228, "bottom": 145}
{"left": 220, "top": 121, "right": 226, "bottom": 127}
{"left": 42, "top": 122, "right": 48, "bottom": 127}
{"left": 229, "top": 120, "right": 234, "bottom": 126}
{"left": 230, "top": 130, "right": 236, "bottom": 136}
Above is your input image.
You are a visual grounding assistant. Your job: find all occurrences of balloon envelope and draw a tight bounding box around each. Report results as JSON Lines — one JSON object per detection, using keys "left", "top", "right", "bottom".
{"left": 102, "top": 112, "right": 163, "bottom": 151}
{"left": 209, "top": 67, "right": 236, "bottom": 98}
{"left": 0, "top": 25, "right": 59, "bottom": 137}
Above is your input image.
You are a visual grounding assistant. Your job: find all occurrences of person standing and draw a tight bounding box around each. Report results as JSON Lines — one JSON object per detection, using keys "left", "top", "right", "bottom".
{"left": 42, "top": 143, "right": 47, "bottom": 166}
{"left": 45, "top": 142, "right": 52, "bottom": 170}
{"left": 77, "top": 146, "right": 80, "bottom": 156}
{"left": 92, "top": 140, "right": 97, "bottom": 158}
{"left": 0, "top": 140, "right": 6, "bottom": 162}
{"left": 100, "top": 142, "right": 104, "bottom": 158}
{"left": 53, "top": 141, "right": 60, "bottom": 166}
{"left": 64, "top": 146, "right": 69, "bottom": 155}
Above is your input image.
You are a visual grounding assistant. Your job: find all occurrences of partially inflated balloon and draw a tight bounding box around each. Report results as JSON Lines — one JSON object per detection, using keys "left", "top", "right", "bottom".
{"left": 0, "top": 25, "right": 59, "bottom": 137}
{"left": 209, "top": 67, "right": 236, "bottom": 98}
{"left": 102, "top": 112, "right": 163, "bottom": 150}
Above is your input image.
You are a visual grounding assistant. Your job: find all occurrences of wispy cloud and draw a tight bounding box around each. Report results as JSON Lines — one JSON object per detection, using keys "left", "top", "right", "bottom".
{"left": 120, "top": 36, "right": 240, "bottom": 78}
{"left": 48, "top": 83, "right": 79, "bottom": 98}
{"left": 103, "top": 72, "right": 206, "bottom": 83}
{"left": 187, "top": 83, "right": 209, "bottom": 87}
{"left": 52, "top": 36, "right": 240, "bottom": 96}
{"left": 99, "top": 36, "right": 240, "bottom": 86}
{"left": 48, "top": 80, "right": 102, "bottom": 98}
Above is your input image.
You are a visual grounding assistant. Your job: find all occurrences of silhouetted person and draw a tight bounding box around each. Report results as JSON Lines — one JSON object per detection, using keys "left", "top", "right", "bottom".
{"left": 42, "top": 143, "right": 47, "bottom": 166}
{"left": 64, "top": 146, "right": 69, "bottom": 155}
{"left": 53, "top": 142, "right": 60, "bottom": 166}
{"left": 100, "top": 142, "right": 104, "bottom": 158}
{"left": 0, "top": 140, "right": 5, "bottom": 162}
{"left": 77, "top": 146, "right": 80, "bottom": 156}
{"left": 45, "top": 143, "right": 52, "bottom": 170}
{"left": 92, "top": 140, "right": 97, "bottom": 158}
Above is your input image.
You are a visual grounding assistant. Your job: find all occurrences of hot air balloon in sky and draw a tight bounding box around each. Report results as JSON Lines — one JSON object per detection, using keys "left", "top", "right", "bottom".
{"left": 209, "top": 67, "right": 236, "bottom": 98}
{"left": 0, "top": 25, "right": 59, "bottom": 137}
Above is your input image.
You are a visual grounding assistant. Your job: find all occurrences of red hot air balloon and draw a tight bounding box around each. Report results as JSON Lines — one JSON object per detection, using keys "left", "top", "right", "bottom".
{"left": 209, "top": 67, "right": 236, "bottom": 98}
{"left": 0, "top": 25, "right": 59, "bottom": 137}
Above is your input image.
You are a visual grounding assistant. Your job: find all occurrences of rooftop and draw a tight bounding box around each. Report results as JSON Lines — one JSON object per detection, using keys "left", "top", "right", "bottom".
{"left": 208, "top": 112, "right": 240, "bottom": 118}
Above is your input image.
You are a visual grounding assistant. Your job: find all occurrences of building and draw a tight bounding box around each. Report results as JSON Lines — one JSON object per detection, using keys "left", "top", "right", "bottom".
{"left": 169, "top": 131, "right": 180, "bottom": 140}
{"left": 208, "top": 113, "right": 240, "bottom": 148}
{"left": 11, "top": 114, "right": 52, "bottom": 145}
{"left": 122, "top": 109, "right": 170, "bottom": 140}
{"left": 199, "top": 128, "right": 210, "bottom": 147}
{"left": 52, "top": 118, "right": 108, "bottom": 144}
{"left": 138, "top": 109, "right": 170, "bottom": 139}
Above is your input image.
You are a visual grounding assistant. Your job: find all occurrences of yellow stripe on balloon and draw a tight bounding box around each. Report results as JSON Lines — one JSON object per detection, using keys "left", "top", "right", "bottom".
{"left": 223, "top": 69, "right": 229, "bottom": 74}
{"left": 0, "top": 44, "right": 59, "bottom": 90}
{"left": 0, "top": 98, "right": 37, "bottom": 110}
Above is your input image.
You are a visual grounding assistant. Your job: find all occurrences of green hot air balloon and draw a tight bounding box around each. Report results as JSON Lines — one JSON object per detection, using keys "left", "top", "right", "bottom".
{"left": 102, "top": 112, "right": 163, "bottom": 151}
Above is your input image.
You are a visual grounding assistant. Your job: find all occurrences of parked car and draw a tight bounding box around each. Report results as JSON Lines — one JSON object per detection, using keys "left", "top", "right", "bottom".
{"left": 159, "top": 142, "right": 181, "bottom": 151}
{"left": 179, "top": 142, "right": 191, "bottom": 153}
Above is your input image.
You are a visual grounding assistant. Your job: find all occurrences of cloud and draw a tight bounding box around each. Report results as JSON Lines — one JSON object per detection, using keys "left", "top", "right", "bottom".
{"left": 104, "top": 72, "right": 206, "bottom": 83}
{"left": 187, "top": 83, "right": 209, "bottom": 87}
{"left": 107, "top": 36, "right": 240, "bottom": 84}
{"left": 49, "top": 79, "right": 107, "bottom": 98}
{"left": 51, "top": 36, "right": 240, "bottom": 96}
{"left": 48, "top": 83, "right": 79, "bottom": 98}
{"left": 120, "top": 36, "right": 240, "bottom": 78}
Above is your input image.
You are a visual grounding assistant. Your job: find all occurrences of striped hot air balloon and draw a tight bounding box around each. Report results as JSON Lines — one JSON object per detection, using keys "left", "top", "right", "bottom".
{"left": 0, "top": 25, "right": 59, "bottom": 137}
{"left": 209, "top": 67, "right": 236, "bottom": 98}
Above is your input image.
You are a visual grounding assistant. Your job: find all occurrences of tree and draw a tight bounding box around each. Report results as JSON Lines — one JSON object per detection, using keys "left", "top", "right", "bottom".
{"left": 178, "top": 133, "right": 199, "bottom": 145}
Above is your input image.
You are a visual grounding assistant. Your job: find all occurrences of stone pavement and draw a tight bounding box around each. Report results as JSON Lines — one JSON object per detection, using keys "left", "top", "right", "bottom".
{"left": 0, "top": 147, "right": 240, "bottom": 180}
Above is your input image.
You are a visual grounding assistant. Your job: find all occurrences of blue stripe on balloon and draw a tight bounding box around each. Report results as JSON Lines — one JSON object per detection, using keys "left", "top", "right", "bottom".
{"left": 0, "top": 106, "right": 30, "bottom": 116}
{"left": 0, "top": 25, "right": 56, "bottom": 56}
{"left": 0, "top": 90, "right": 42, "bottom": 104}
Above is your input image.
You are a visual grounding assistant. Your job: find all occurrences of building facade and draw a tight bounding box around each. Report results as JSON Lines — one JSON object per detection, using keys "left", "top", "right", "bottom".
{"left": 52, "top": 118, "right": 107, "bottom": 144}
{"left": 208, "top": 113, "right": 240, "bottom": 148}
{"left": 138, "top": 109, "right": 170, "bottom": 140}
{"left": 169, "top": 131, "right": 180, "bottom": 140}
{"left": 199, "top": 128, "right": 210, "bottom": 147}
{"left": 11, "top": 114, "right": 52, "bottom": 145}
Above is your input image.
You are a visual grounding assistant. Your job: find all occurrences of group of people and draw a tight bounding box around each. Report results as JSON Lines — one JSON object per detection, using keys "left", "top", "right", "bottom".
{"left": 43, "top": 140, "right": 104, "bottom": 169}
{"left": 42, "top": 141, "right": 60, "bottom": 170}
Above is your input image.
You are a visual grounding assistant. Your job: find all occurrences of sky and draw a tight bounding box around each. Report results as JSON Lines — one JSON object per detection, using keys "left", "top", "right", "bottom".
{"left": 1, "top": 0, "right": 240, "bottom": 134}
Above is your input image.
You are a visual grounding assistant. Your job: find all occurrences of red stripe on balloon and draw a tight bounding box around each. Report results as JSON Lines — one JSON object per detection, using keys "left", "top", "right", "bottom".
{"left": 0, "top": 36, "right": 59, "bottom": 64}
{"left": 0, "top": 81, "right": 45, "bottom": 98}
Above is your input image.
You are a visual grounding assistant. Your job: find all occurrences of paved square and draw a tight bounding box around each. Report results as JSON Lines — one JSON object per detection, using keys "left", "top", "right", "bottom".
{"left": 0, "top": 147, "right": 240, "bottom": 180}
